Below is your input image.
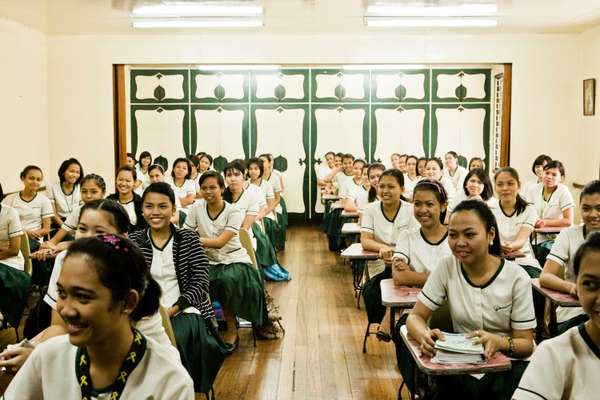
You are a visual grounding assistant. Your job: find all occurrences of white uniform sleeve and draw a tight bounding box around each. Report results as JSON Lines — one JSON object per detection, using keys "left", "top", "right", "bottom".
{"left": 522, "top": 205, "right": 537, "bottom": 230}
{"left": 338, "top": 180, "right": 350, "bottom": 199}
{"left": 265, "top": 182, "right": 274, "bottom": 200}
{"left": 393, "top": 230, "right": 411, "bottom": 263}
{"left": 225, "top": 206, "right": 243, "bottom": 233}
{"left": 8, "top": 208, "right": 24, "bottom": 238}
{"left": 558, "top": 186, "right": 575, "bottom": 211}
{"left": 513, "top": 340, "right": 565, "bottom": 400}
{"left": 41, "top": 196, "right": 55, "bottom": 219}
{"left": 510, "top": 269, "right": 537, "bottom": 330}
{"left": 246, "top": 192, "right": 260, "bottom": 216}
{"left": 360, "top": 204, "right": 376, "bottom": 234}
{"left": 183, "top": 204, "right": 199, "bottom": 230}
{"left": 43, "top": 254, "right": 65, "bottom": 310}
{"left": 416, "top": 257, "right": 450, "bottom": 311}
{"left": 546, "top": 229, "right": 570, "bottom": 266}
{"left": 270, "top": 174, "right": 282, "bottom": 193}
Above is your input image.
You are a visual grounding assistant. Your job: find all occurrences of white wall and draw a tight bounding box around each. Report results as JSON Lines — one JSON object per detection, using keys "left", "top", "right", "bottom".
{"left": 579, "top": 26, "right": 600, "bottom": 183}
{"left": 0, "top": 18, "right": 48, "bottom": 193}
{"left": 46, "top": 32, "right": 583, "bottom": 190}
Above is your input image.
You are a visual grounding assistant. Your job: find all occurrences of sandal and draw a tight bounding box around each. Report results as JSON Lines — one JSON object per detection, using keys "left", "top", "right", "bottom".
{"left": 376, "top": 330, "right": 392, "bottom": 342}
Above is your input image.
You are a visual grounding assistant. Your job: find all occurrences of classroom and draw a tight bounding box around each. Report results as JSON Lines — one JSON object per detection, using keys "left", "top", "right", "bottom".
{"left": 1, "top": 1, "right": 599, "bottom": 399}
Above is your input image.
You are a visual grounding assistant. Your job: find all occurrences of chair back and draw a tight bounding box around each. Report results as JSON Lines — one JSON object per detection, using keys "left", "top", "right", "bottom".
{"left": 19, "top": 233, "right": 32, "bottom": 276}
{"left": 239, "top": 229, "right": 259, "bottom": 269}
{"left": 158, "top": 306, "right": 177, "bottom": 347}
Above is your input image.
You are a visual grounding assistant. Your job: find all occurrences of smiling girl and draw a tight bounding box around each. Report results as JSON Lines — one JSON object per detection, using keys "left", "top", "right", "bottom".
{"left": 107, "top": 165, "right": 145, "bottom": 233}
{"left": 424, "top": 158, "right": 456, "bottom": 201}
{"left": 445, "top": 168, "right": 497, "bottom": 223}
{"left": 407, "top": 200, "right": 536, "bottom": 399}
{"left": 4, "top": 234, "right": 194, "bottom": 399}
{"left": 167, "top": 158, "right": 197, "bottom": 210}
{"left": 48, "top": 158, "right": 83, "bottom": 227}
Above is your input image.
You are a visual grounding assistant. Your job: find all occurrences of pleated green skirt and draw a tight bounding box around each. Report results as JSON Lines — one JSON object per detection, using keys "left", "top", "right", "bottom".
{"left": 171, "top": 313, "right": 228, "bottom": 394}
{"left": 209, "top": 262, "right": 268, "bottom": 326}
{"left": 0, "top": 263, "right": 31, "bottom": 327}
{"left": 278, "top": 196, "right": 289, "bottom": 227}
{"left": 28, "top": 238, "right": 53, "bottom": 286}
{"left": 263, "top": 217, "right": 285, "bottom": 252}
{"left": 252, "top": 223, "right": 278, "bottom": 268}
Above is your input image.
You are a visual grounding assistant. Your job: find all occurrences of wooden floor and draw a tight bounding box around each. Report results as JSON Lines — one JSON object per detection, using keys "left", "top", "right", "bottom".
{"left": 212, "top": 225, "right": 407, "bottom": 400}
{"left": 0, "top": 225, "right": 409, "bottom": 399}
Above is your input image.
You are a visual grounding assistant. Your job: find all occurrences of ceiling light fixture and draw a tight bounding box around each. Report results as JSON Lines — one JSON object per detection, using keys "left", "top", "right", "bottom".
{"left": 132, "top": 4, "right": 263, "bottom": 17}
{"left": 367, "top": 4, "right": 497, "bottom": 17}
{"left": 365, "top": 17, "right": 498, "bottom": 28}
{"left": 132, "top": 18, "right": 264, "bottom": 28}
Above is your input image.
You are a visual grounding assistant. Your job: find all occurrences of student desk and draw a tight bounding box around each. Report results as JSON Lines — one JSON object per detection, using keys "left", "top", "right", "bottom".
{"left": 360, "top": 278, "right": 420, "bottom": 354}
{"left": 340, "top": 243, "right": 379, "bottom": 307}
{"left": 322, "top": 193, "right": 340, "bottom": 202}
{"left": 340, "top": 210, "right": 359, "bottom": 220}
{"left": 531, "top": 278, "right": 580, "bottom": 337}
{"left": 380, "top": 279, "right": 420, "bottom": 333}
{"left": 399, "top": 325, "right": 512, "bottom": 400}
{"left": 341, "top": 222, "right": 360, "bottom": 244}
{"left": 533, "top": 226, "right": 566, "bottom": 245}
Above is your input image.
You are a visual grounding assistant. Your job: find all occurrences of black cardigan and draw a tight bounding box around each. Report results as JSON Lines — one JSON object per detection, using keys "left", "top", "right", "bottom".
{"left": 107, "top": 192, "right": 146, "bottom": 232}
{"left": 129, "top": 225, "right": 214, "bottom": 319}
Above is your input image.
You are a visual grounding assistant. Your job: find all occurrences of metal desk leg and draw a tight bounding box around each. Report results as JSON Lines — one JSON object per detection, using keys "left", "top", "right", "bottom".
{"left": 549, "top": 300, "right": 558, "bottom": 337}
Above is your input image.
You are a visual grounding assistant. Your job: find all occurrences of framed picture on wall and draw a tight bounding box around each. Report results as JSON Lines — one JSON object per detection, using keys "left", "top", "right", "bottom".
{"left": 583, "top": 78, "right": 595, "bottom": 116}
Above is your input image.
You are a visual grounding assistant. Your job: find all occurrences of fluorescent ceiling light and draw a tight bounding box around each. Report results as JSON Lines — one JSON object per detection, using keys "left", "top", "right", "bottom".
{"left": 343, "top": 64, "right": 427, "bottom": 70}
{"left": 367, "top": 4, "right": 497, "bottom": 17}
{"left": 365, "top": 17, "right": 498, "bottom": 28}
{"left": 132, "top": 18, "right": 263, "bottom": 28}
{"left": 133, "top": 4, "right": 263, "bottom": 17}
{"left": 196, "top": 65, "right": 280, "bottom": 71}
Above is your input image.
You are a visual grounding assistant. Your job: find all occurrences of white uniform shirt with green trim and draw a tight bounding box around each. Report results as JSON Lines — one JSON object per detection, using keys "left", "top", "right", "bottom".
{"left": 493, "top": 203, "right": 540, "bottom": 268}
{"left": 232, "top": 186, "right": 261, "bottom": 216}
{"left": 356, "top": 190, "right": 375, "bottom": 214}
{"left": 184, "top": 199, "right": 251, "bottom": 265}
{"left": 360, "top": 200, "right": 419, "bottom": 247}
{"left": 265, "top": 170, "right": 282, "bottom": 194}
{"left": 393, "top": 228, "right": 451, "bottom": 273}
{"left": 532, "top": 183, "right": 575, "bottom": 242}
{"left": 334, "top": 171, "right": 353, "bottom": 195}
{"left": 3, "top": 192, "right": 54, "bottom": 230}
{"left": 252, "top": 179, "right": 274, "bottom": 201}
{"left": 167, "top": 178, "right": 197, "bottom": 209}
{"left": 120, "top": 200, "right": 137, "bottom": 226}
{"left": 521, "top": 180, "right": 539, "bottom": 203}
{"left": 317, "top": 164, "right": 332, "bottom": 181}
{"left": 417, "top": 256, "right": 536, "bottom": 336}
{"left": 47, "top": 182, "right": 80, "bottom": 219}
{"left": 340, "top": 177, "right": 367, "bottom": 202}
{"left": 0, "top": 205, "right": 25, "bottom": 270}
{"left": 403, "top": 174, "right": 421, "bottom": 199}
{"left": 546, "top": 224, "right": 586, "bottom": 322}
{"left": 443, "top": 165, "right": 468, "bottom": 193}
{"left": 447, "top": 190, "right": 499, "bottom": 216}
{"left": 4, "top": 334, "right": 193, "bottom": 400}
{"left": 439, "top": 176, "right": 457, "bottom": 202}
{"left": 135, "top": 165, "right": 151, "bottom": 190}
{"left": 513, "top": 324, "right": 600, "bottom": 400}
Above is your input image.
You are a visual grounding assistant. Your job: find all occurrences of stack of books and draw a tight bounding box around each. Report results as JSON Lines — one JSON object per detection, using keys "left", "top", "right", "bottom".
{"left": 432, "top": 332, "right": 485, "bottom": 364}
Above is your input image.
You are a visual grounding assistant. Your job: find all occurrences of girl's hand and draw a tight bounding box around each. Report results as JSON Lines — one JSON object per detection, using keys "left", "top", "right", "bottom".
{"left": 168, "top": 305, "right": 180, "bottom": 318}
{"left": 379, "top": 246, "right": 394, "bottom": 265}
{"left": 40, "top": 241, "right": 59, "bottom": 251}
{"left": 419, "top": 328, "right": 445, "bottom": 358}
{"left": 392, "top": 257, "right": 410, "bottom": 272}
{"left": 467, "top": 330, "right": 506, "bottom": 359}
{"left": 535, "top": 219, "right": 545, "bottom": 228}
{"left": 0, "top": 346, "right": 34, "bottom": 373}
{"left": 568, "top": 282, "right": 578, "bottom": 298}
{"left": 501, "top": 242, "right": 515, "bottom": 255}
{"left": 32, "top": 249, "right": 56, "bottom": 261}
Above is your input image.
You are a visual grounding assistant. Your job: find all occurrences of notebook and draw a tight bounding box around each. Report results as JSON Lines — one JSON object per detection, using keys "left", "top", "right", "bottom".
{"left": 432, "top": 332, "right": 485, "bottom": 364}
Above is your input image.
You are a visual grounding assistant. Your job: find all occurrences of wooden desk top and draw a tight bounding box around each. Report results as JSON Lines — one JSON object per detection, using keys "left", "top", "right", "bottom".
{"left": 531, "top": 278, "right": 580, "bottom": 307}
{"left": 380, "top": 279, "right": 420, "bottom": 308}
{"left": 340, "top": 243, "right": 379, "bottom": 260}
{"left": 322, "top": 194, "right": 340, "bottom": 201}
{"left": 534, "top": 226, "right": 567, "bottom": 234}
{"left": 341, "top": 210, "right": 359, "bottom": 218}
{"left": 399, "top": 325, "right": 512, "bottom": 376}
{"left": 341, "top": 222, "right": 360, "bottom": 235}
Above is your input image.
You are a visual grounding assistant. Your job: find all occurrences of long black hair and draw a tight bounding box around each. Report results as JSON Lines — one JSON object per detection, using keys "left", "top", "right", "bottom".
{"left": 65, "top": 234, "right": 160, "bottom": 322}
{"left": 78, "top": 199, "right": 131, "bottom": 234}
{"left": 451, "top": 199, "right": 502, "bottom": 257}
{"left": 463, "top": 168, "right": 494, "bottom": 200}
{"left": 494, "top": 167, "right": 529, "bottom": 215}
{"left": 367, "top": 163, "right": 386, "bottom": 203}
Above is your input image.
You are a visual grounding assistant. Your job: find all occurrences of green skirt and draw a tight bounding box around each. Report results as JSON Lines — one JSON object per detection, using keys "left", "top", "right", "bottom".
{"left": 171, "top": 313, "right": 228, "bottom": 394}
{"left": 263, "top": 217, "right": 285, "bottom": 252}
{"left": 279, "top": 196, "right": 289, "bottom": 227}
{"left": 252, "top": 223, "right": 279, "bottom": 268}
{"left": 362, "top": 267, "right": 392, "bottom": 324}
{"left": 0, "top": 263, "right": 31, "bottom": 327}
{"left": 209, "top": 262, "right": 268, "bottom": 326}
{"left": 28, "top": 238, "right": 53, "bottom": 286}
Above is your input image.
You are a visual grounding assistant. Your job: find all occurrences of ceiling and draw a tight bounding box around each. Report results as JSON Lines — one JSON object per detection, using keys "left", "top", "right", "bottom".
{"left": 2, "top": 0, "right": 600, "bottom": 35}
